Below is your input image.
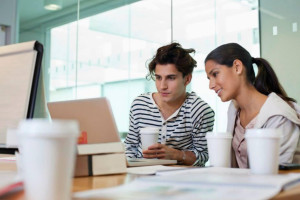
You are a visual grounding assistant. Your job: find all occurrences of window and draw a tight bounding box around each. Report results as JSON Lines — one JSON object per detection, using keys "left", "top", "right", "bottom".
{"left": 47, "top": 0, "right": 259, "bottom": 134}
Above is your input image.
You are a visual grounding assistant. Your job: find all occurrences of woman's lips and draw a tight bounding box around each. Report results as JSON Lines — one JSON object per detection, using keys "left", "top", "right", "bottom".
{"left": 216, "top": 89, "right": 222, "bottom": 96}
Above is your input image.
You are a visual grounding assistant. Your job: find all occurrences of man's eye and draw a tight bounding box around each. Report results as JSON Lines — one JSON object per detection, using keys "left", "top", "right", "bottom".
{"left": 213, "top": 72, "right": 218, "bottom": 77}
{"left": 169, "top": 77, "right": 175, "bottom": 80}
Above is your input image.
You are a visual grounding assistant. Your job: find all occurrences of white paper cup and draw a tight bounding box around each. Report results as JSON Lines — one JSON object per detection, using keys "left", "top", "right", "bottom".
{"left": 140, "top": 127, "right": 159, "bottom": 150}
{"left": 17, "top": 119, "right": 79, "bottom": 200}
{"left": 245, "top": 129, "right": 282, "bottom": 175}
{"left": 206, "top": 132, "right": 232, "bottom": 167}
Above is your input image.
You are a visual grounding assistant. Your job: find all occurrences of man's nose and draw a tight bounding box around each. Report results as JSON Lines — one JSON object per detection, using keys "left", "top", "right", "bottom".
{"left": 160, "top": 79, "right": 167, "bottom": 89}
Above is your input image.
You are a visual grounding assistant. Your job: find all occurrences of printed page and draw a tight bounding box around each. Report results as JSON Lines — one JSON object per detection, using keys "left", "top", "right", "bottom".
{"left": 0, "top": 171, "right": 22, "bottom": 198}
{"left": 74, "top": 167, "right": 300, "bottom": 200}
{"left": 127, "top": 165, "right": 186, "bottom": 175}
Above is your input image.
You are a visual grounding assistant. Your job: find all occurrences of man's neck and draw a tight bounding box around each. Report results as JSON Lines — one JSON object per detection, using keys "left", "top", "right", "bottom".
{"left": 153, "top": 93, "right": 187, "bottom": 120}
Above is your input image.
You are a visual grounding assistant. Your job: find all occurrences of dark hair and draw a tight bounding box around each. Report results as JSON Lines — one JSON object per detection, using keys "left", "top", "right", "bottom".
{"left": 147, "top": 42, "right": 197, "bottom": 80}
{"left": 205, "top": 43, "right": 296, "bottom": 103}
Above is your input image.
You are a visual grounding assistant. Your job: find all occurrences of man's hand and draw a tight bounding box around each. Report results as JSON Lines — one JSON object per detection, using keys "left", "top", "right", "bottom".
{"left": 142, "top": 143, "right": 179, "bottom": 160}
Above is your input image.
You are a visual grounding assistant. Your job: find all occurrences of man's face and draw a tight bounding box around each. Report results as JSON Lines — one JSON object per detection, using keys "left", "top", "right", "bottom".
{"left": 154, "top": 63, "right": 191, "bottom": 104}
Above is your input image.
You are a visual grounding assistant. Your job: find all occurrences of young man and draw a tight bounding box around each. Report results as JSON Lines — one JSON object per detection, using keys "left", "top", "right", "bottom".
{"left": 125, "top": 43, "right": 215, "bottom": 166}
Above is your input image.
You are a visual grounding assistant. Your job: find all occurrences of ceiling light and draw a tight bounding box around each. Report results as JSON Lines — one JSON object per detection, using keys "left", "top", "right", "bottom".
{"left": 44, "top": 0, "right": 63, "bottom": 11}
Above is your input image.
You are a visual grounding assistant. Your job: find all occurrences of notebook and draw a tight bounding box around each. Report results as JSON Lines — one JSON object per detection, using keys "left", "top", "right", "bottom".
{"left": 47, "top": 97, "right": 177, "bottom": 167}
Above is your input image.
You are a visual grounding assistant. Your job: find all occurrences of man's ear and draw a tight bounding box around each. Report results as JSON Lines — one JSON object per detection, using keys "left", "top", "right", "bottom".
{"left": 233, "top": 59, "right": 243, "bottom": 75}
{"left": 184, "top": 74, "right": 192, "bottom": 86}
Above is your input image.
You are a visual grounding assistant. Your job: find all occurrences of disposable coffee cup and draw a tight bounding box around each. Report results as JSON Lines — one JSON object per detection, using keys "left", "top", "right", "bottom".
{"left": 206, "top": 132, "right": 232, "bottom": 167}
{"left": 17, "top": 119, "right": 79, "bottom": 200}
{"left": 245, "top": 129, "right": 282, "bottom": 175}
{"left": 140, "top": 127, "right": 159, "bottom": 150}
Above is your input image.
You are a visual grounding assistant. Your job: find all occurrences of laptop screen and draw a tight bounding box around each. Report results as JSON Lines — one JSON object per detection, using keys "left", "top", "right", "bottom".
{"left": 47, "top": 97, "right": 121, "bottom": 144}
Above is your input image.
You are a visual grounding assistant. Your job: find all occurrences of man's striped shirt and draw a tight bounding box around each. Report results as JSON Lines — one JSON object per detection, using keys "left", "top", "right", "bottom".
{"left": 124, "top": 92, "right": 215, "bottom": 166}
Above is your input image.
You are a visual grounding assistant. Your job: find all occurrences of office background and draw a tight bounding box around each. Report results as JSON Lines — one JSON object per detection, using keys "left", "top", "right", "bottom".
{"left": 0, "top": 0, "right": 299, "bottom": 137}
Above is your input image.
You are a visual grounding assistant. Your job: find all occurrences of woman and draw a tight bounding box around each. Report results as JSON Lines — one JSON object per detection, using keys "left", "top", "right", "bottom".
{"left": 205, "top": 43, "right": 300, "bottom": 168}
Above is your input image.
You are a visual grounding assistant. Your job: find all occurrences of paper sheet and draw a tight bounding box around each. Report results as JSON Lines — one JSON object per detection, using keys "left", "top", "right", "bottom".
{"left": 0, "top": 171, "right": 22, "bottom": 197}
{"left": 126, "top": 165, "right": 187, "bottom": 175}
{"left": 74, "top": 167, "right": 300, "bottom": 200}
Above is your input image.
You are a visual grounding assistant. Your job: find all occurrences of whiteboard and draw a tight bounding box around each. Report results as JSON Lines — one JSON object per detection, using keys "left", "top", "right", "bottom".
{"left": 0, "top": 41, "right": 43, "bottom": 144}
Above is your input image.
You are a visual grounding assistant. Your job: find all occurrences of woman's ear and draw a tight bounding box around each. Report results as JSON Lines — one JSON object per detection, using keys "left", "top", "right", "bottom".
{"left": 233, "top": 59, "right": 243, "bottom": 75}
{"left": 184, "top": 74, "right": 192, "bottom": 86}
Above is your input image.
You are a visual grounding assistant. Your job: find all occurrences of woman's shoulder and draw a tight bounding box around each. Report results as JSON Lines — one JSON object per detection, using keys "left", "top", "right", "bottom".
{"left": 257, "top": 92, "right": 300, "bottom": 126}
{"left": 264, "top": 93, "right": 295, "bottom": 112}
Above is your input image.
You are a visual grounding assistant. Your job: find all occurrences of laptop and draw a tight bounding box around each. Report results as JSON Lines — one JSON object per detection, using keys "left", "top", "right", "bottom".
{"left": 47, "top": 97, "right": 177, "bottom": 167}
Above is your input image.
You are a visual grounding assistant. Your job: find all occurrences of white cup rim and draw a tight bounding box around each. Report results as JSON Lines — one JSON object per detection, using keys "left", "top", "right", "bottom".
{"left": 206, "top": 132, "right": 232, "bottom": 139}
{"left": 245, "top": 129, "right": 282, "bottom": 139}
{"left": 140, "top": 127, "right": 160, "bottom": 133}
{"left": 141, "top": 132, "right": 159, "bottom": 135}
{"left": 17, "top": 119, "right": 79, "bottom": 138}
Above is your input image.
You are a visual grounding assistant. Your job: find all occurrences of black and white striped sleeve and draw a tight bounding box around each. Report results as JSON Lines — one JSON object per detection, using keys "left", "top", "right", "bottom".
{"left": 190, "top": 98, "right": 215, "bottom": 166}
{"left": 124, "top": 99, "right": 142, "bottom": 158}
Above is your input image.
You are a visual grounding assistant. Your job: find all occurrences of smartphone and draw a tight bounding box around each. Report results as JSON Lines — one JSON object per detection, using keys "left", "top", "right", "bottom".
{"left": 279, "top": 163, "right": 300, "bottom": 170}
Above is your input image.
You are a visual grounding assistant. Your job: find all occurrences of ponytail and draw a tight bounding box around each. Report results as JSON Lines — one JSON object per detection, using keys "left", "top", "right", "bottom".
{"left": 253, "top": 58, "right": 296, "bottom": 102}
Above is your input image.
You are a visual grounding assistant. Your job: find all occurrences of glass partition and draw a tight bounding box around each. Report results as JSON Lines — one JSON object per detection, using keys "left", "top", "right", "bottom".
{"left": 260, "top": 0, "right": 300, "bottom": 103}
{"left": 19, "top": 0, "right": 259, "bottom": 135}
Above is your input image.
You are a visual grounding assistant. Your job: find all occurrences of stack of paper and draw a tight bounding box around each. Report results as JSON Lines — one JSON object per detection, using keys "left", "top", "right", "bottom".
{"left": 75, "top": 142, "right": 127, "bottom": 177}
{"left": 74, "top": 167, "right": 300, "bottom": 200}
{"left": 126, "top": 165, "right": 187, "bottom": 175}
{"left": 0, "top": 171, "right": 22, "bottom": 198}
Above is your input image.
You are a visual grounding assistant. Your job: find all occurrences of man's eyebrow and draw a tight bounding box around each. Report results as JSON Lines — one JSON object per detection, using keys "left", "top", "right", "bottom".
{"left": 154, "top": 74, "right": 177, "bottom": 77}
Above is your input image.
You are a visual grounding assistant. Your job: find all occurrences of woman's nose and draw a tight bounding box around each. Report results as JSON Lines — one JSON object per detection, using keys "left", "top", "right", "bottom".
{"left": 209, "top": 79, "right": 215, "bottom": 90}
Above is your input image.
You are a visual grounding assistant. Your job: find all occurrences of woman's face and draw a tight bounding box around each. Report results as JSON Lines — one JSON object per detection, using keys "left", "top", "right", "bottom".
{"left": 205, "top": 60, "right": 241, "bottom": 102}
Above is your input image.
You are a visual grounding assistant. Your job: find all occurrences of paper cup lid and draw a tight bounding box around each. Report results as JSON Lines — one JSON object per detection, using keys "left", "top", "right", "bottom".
{"left": 17, "top": 119, "right": 80, "bottom": 138}
{"left": 245, "top": 129, "right": 282, "bottom": 138}
{"left": 206, "top": 132, "right": 232, "bottom": 139}
{"left": 140, "top": 127, "right": 160, "bottom": 134}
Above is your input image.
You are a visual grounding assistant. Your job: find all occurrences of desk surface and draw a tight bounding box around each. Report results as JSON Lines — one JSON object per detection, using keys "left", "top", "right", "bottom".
{"left": 1, "top": 155, "right": 300, "bottom": 200}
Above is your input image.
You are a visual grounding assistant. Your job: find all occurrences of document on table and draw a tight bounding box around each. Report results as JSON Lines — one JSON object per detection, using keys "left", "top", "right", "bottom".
{"left": 126, "top": 165, "right": 188, "bottom": 175}
{"left": 0, "top": 156, "right": 16, "bottom": 162}
{"left": 73, "top": 167, "right": 300, "bottom": 200}
{"left": 0, "top": 171, "right": 23, "bottom": 197}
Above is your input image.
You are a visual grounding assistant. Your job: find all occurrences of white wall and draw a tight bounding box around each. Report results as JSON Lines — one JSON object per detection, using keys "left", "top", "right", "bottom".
{"left": 0, "top": 0, "right": 18, "bottom": 44}
{"left": 260, "top": 0, "right": 300, "bottom": 102}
